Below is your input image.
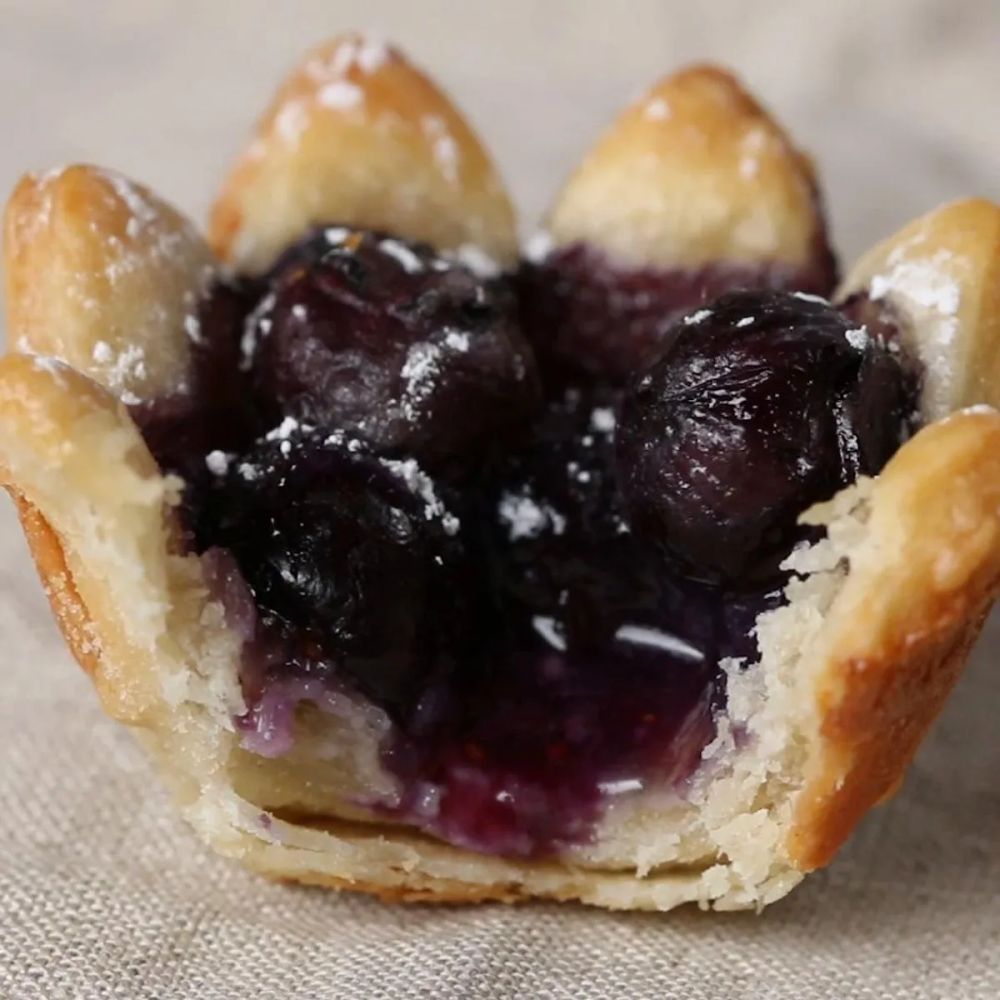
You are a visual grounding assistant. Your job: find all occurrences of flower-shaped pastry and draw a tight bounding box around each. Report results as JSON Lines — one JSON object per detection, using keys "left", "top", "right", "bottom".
{"left": 2, "top": 34, "right": 999, "bottom": 911}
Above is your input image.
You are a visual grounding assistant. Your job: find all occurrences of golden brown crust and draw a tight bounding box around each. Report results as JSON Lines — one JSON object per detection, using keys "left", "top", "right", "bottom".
{"left": 546, "top": 64, "right": 830, "bottom": 271}
{"left": 788, "top": 410, "right": 1000, "bottom": 869}
{"left": 0, "top": 354, "right": 178, "bottom": 725}
{"left": 209, "top": 33, "right": 517, "bottom": 274}
{"left": 836, "top": 198, "right": 1000, "bottom": 420}
{"left": 10, "top": 494, "right": 100, "bottom": 677}
{"left": 3, "top": 165, "right": 214, "bottom": 401}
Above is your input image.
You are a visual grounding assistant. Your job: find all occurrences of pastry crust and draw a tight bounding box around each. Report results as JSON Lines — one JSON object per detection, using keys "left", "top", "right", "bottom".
{"left": 209, "top": 33, "right": 518, "bottom": 274}
{"left": 788, "top": 409, "right": 1000, "bottom": 869}
{"left": 0, "top": 355, "right": 178, "bottom": 725}
{"left": 545, "top": 65, "right": 832, "bottom": 272}
{"left": 1, "top": 43, "right": 998, "bottom": 912}
{"left": 837, "top": 198, "right": 1000, "bottom": 420}
{"left": 3, "top": 165, "right": 214, "bottom": 401}
{"left": 13, "top": 493, "right": 101, "bottom": 678}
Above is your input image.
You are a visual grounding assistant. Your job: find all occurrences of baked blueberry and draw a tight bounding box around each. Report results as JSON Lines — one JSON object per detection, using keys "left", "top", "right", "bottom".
{"left": 243, "top": 227, "right": 540, "bottom": 471}
{"left": 192, "top": 422, "right": 473, "bottom": 714}
{"left": 616, "top": 290, "right": 918, "bottom": 584}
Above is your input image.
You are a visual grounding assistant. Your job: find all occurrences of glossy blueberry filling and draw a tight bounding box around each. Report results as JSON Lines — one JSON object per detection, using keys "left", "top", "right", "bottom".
{"left": 518, "top": 236, "right": 838, "bottom": 386}
{"left": 134, "top": 227, "right": 916, "bottom": 858}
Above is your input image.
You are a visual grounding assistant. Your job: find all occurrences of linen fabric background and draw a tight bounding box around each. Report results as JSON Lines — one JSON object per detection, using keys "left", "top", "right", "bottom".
{"left": 1, "top": 2, "right": 997, "bottom": 997}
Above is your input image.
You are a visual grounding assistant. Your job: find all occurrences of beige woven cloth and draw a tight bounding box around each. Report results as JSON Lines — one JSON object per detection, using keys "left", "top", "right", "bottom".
{"left": 1, "top": 2, "right": 998, "bottom": 997}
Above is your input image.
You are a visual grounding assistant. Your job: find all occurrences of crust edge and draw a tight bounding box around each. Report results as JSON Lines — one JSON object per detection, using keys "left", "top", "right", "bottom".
{"left": 9, "top": 493, "right": 101, "bottom": 677}
{"left": 787, "top": 409, "right": 1000, "bottom": 869}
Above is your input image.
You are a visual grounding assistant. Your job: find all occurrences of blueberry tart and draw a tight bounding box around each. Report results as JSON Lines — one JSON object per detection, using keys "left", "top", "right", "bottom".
{"left": 2, "top": 34, "right": 999, "bottom": 911}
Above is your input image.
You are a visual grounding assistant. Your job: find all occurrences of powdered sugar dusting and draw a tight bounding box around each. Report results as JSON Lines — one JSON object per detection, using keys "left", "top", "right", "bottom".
{"left": 183, "top": 312, "right": 203, "bottom": 344}
{"left": 205, "top": 450, "right": 230, "bottom": 476}
{"left": 684, "top": 309, "right": 713, "bottom": 326}
{"left": 401, "top": 342, "right": 443, "bottom": 416}
{"left": 643, "top": 97, "right": 671, "bottom": 121}
{"left": 452, "top": 243, "right": 500, "bottom": 277}
{"left": 266, "top": 416, "right": 309, "bottom": 442}
{"left": 497, "top": 488, "right": 567, "bottom": 540}
{"left": 397, "top": 321, "right": 482, "bottom": 420}
{"left": 444, "top": 330, "right": 470, "bottom": 352}
{"left": 498, "top": 493, "right": 547, "bottom": 540}
{"left": 83, "top": 172, "right": 207, "bottom": 375}
{"left": 92, "top": 341, "right": 114, "bottom": 364}
{"left": 380, "top": 238, "right": 425, "bottom": 273}
{"left": 951, "top": 403, "right": 998, "bottom": 420}
{"left": 738, "top": 126, "right": 769, "bottom": 180}
{"left": 92, "top": 341, "right": 148, "bottom": 402}
{"left": 381, "top": 457, "right": 460, "bottom": 534}
{"left": 422, "top": 115, "right": 460, "bottom": 184}
{"left": 101, "top": 171, "right": 158, "bottom": 228}
{"left": 317, "top": 80, "right": 364, "bottom": 111}
{"left": 304, "top": 34, "right": 389, "bottom": 82}
{"left": 274, "top": 99, "right": 310, "bottom": 146}
{"left": 869, "top": 249, "right": 961, "bottom": 319}
{"left": 33, "top": 165, "right": 69, "bottom": 186}
{"left": 240, "top": 291, "right": 276, "bottom": 370}
{"left": 523, "top": 230, "right": 554, "bottom": 263}
{"left": 30, "top": 355, "right": 66, "bottom": 378}
{"left": 355, "top": 37, "right": 390, "bottom": 74}
{"left": 589, "top": 406, "right": 616, "bottom": 435}
{"left": 867, "top": 246, "right": 962, "bottom": 415}
{"left": 845, "top": 327, "right": 869, "bottom": 350}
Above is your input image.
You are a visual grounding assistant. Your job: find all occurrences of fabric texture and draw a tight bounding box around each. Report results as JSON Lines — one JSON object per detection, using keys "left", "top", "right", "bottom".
{"left": 1, "top": 2, "right": 998, "bottom": 997}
